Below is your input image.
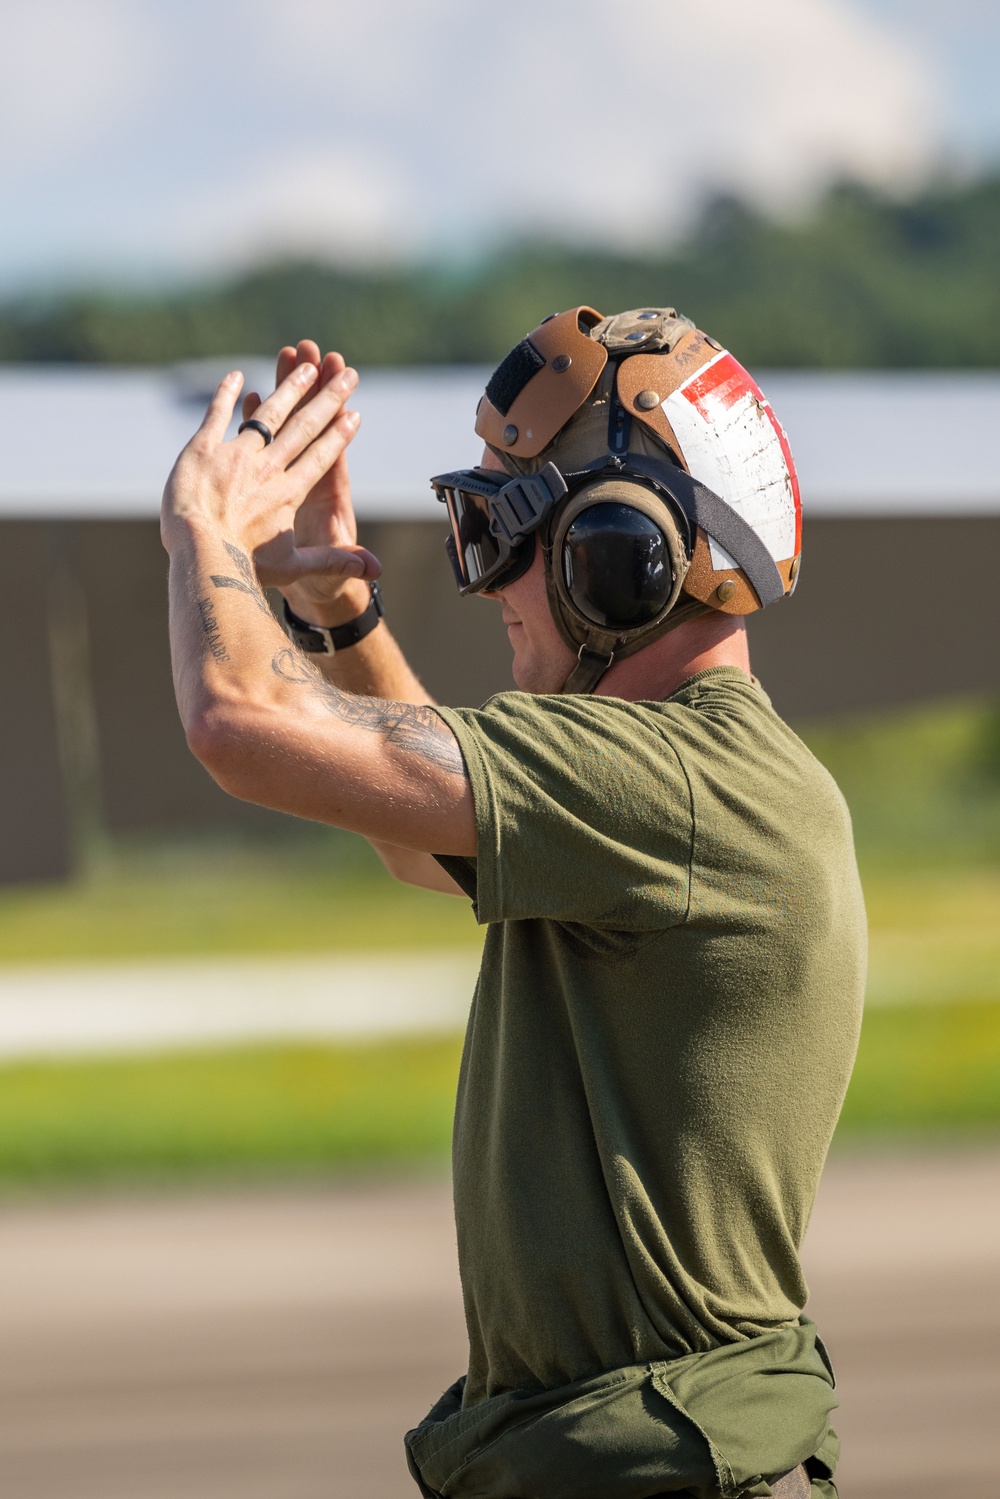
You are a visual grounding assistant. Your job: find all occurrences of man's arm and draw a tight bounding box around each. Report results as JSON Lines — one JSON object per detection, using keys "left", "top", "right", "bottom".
{"left": 277, "top": 588, "right": 468, "bottom": 893}
{"left": 239, "top": 340, "right": 468, "bottom": 895}
{"left": 162, "top": 361, "right": 477, "bottom": 859}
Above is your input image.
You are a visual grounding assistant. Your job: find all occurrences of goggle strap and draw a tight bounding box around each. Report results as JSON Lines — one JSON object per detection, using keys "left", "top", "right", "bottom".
{"left": 431, "top": 469, "right": 504, "bottom": 501}
{"left": 489, "top": 463, "right": 568, "bottom": 545}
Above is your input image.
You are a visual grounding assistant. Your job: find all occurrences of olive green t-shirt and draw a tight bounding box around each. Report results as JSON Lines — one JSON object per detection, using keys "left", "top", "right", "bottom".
{"left": 436, "top": 668, "right": 866, "bottom": 1410}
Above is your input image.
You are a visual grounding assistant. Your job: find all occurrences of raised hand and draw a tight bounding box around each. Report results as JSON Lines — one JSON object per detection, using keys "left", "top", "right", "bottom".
{"left": 242, "top": 340, "right": 371, "bottom": 620}
{"left": 164, "top": 361, "right": 380, "bottom": 594}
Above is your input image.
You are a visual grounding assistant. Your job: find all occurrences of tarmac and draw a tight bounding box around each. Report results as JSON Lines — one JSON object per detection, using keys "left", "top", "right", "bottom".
{"left": 2, "top": 1145, "right": 998, "bottom": 1499}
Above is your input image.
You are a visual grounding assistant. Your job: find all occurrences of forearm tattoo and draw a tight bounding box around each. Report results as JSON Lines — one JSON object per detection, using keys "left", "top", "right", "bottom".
{"left": 271, "top": 647, "right": 465, "bottom": 777}
{"left": 210, "top": 542, "right": 272, "bottom": 617}
{"left": 196, "top": 597, "right": 230, "bottom": 661}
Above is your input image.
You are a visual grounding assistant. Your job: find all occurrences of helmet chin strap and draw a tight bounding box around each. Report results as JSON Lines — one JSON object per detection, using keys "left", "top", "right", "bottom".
{"left": 539, "top": 536, "right": 620, "bottom": 695}
{"left": 562, "top": 637, "right": 620, "bottom": 694}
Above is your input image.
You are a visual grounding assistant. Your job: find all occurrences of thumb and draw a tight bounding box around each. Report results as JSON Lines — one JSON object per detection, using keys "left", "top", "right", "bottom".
{"left": 288, "top": 543, "right": 382, "bottom": 582}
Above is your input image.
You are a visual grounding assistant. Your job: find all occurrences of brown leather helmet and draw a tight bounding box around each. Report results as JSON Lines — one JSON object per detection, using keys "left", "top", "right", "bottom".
{"left": 443, "top": 305, "right": 802, "bottom": 692}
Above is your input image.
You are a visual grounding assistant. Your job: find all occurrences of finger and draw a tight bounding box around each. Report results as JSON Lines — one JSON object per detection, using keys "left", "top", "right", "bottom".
{"left": 321, "top": 353, "right": 352, "bottom": 499}
{"left": 328, "top": 441, "right": 353, "bottom": 509}
{"left": 241, "top": 361, "right": 319, "bottom": 446}
{"left": 291, "top": 407, "right": 361, "bottom": 483}
{"left": 272, "top": 368, "right": 359, "bottom": 462}
{"left": 241, "top": 391, "right": 262, "bottom": 422}
{"left": 324, "top": 379, "right": 355, "bottom": 505}
{"left": 198, "top": 371, "right": 243, "bottom": 445}
{"left": 275, "top": 347, "right": 308, "bottom": 423}
{"left": 275, "top": 346, "right": 297, "bottom": 387}
{"left": 321, "top": 351, "right": 346, "bottom": 385}
{"left": 317, "top": 351, "right": 342, "bottom": 390}
{"left": 293, "top": 341, "right": 327, "bottom": 416}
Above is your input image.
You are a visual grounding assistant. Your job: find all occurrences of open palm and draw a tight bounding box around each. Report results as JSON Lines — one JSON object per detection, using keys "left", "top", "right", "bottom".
{"left": 242, "top": 339, "right": 368, "bottom": 613}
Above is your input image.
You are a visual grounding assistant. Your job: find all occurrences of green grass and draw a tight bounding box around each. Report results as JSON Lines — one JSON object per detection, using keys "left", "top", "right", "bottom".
{"left": 838, "top": 1000, "right": 1000, "bottom": 1138}
{"left": 806, "top": 698, "right": 1000, "bottom": 1010}
{"left": 0, "top": 1001, "right": 996, "bottom": 1189}
{"left": 0, "top": 831, "right": 480, "bottom": 963}
{"left": 799, "top": 696, "right": 1000, "bottom": 868}
{"left": 864, "top": 868, "right": 1000, "bottom": 1008}
{"left": 0, "top": 1036, "right": 464, "bottom": 1186}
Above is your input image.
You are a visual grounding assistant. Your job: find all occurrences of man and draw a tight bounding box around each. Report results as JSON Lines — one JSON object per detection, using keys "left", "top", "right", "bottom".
{"left": 162, "top": 307, "right": 866, "bottom": 1499}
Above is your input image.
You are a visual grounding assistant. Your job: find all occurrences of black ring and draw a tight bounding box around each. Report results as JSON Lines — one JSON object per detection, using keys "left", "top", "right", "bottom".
{"left": 238, "top": 418, "right": 274, "bottom": 446}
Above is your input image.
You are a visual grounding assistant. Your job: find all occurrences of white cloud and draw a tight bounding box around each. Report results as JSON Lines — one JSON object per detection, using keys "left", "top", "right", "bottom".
{"left": 0, "top": 0, "right": 159, "bottom": 175}
{"left": 0, "top": 0, "right": 945, "bottom": 284}
{"left": 234, "top": 0, "right": 941, "bottom": 250}
{"left": 854, "top": 0, "right": 1000, "bottom": 163}
{"left": 671, "top": 0, "right": 939, "bottom": 203}
{"left": 168, "top": 149, "right": 420, "bottom": 272}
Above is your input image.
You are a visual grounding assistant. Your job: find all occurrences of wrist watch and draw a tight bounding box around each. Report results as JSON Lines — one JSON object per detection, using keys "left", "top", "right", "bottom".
{"left": 281, "top": 580, "right": 384, "bottom": 655}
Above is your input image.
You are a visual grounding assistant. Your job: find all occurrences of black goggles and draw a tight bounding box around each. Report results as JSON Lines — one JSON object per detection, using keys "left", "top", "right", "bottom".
{"left": 430, "top": 462, "right": 569, "bottom": 594}
{"left": 430, "top": 452, "right": 786, "bottom": 610}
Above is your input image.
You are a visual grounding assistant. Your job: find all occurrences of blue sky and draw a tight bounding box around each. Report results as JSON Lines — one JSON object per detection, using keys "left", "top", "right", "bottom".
{"left": 862, "top": 0, "right": 1000, "bottom": 159}
{"left": 0, "top": 0, "right": 996, "bottom": 293}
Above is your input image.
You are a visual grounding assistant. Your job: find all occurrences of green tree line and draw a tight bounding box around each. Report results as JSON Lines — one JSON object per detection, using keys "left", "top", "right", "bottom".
{"left": 2, "top": 176, "right": 998, "bottom": 367}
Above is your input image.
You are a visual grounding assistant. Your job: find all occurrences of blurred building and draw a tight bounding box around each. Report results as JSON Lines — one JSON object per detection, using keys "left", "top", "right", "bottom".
{"left": 2, "top": 363, "right": 999, "bottom": 883}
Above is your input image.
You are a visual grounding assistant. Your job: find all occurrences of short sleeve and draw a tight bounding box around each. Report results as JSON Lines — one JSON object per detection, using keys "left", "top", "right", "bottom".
{"left": 434, "top": 693, "right": 693, "bottom": 928}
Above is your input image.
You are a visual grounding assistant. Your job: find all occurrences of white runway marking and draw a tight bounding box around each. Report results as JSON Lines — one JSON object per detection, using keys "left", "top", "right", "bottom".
{"left": 0, "top": 950, "right": 482, "bottom": 1058}
{"left": 0, "top": 936, "right": 987, "bottom": 1060}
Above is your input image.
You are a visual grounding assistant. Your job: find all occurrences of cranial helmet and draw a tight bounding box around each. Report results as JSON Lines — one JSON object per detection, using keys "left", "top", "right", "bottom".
{"left": 431, "top": 306, "right": 801, "bottom": 692}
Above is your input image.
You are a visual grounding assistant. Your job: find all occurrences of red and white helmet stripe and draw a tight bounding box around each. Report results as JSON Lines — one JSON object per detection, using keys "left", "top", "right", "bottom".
{"left": 661, "top": 350, "right": 801, "bottom": 572}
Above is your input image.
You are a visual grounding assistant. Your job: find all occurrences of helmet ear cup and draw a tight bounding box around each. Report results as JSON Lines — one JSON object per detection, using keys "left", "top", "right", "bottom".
{"left": 561, "top": 504, "right": 674, "bottom": 629}
{"left": 546, "top": 480, "right": 689, "bottom": 659}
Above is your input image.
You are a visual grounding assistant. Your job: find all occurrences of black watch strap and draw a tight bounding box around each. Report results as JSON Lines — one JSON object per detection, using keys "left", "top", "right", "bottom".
{"left": 282, "top": 580, "right": 384, "bottom": 655}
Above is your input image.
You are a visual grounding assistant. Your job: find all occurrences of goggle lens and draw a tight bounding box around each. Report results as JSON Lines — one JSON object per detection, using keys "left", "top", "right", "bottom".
{"left": 432, "top": 462, "right": 567, "bottom": 593}
{"left": 443, "top": 486, "right": 504, "bottom": 590}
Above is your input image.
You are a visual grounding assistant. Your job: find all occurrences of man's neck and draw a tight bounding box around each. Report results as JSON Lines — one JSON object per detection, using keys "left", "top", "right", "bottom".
{"left": 595, "top": 614, "right": 751, "bottom": 702}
